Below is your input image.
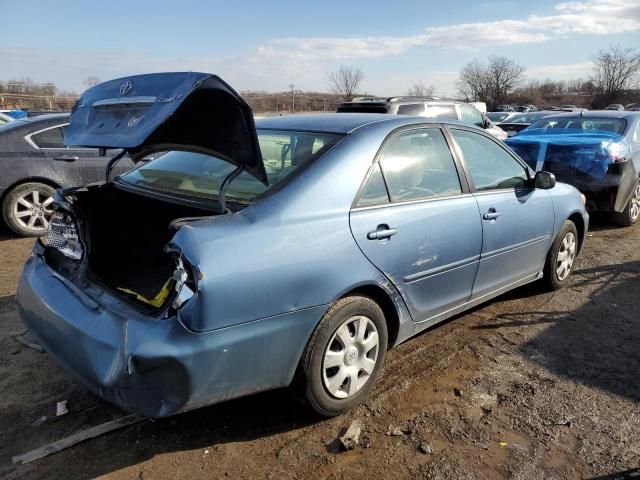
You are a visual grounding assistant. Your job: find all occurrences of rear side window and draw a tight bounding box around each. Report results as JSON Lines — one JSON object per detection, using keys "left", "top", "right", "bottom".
{"left": 30, "top": 126, "right": 65, "bottom": 148}
{"left": 424, "top": 105, "right": 458, "bottom": 121}
{"left": 460, "top": 106, "right": 484, "bottom": 128}
{"left": 378, "top": 129, "right": 462, "bottom": 202}
{"left": 397, "top": 104, "right": 425, "bottom": 116}
{"left": 356, "top": 164, "right": 389, "bottom": 207}
{"left": 451, "top": 129, "right": 527, "bottom": 191}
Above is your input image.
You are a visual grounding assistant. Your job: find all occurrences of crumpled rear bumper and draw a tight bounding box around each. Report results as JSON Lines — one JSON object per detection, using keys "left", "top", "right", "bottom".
{"left": 17, "top": 246, "right": 323, "bottom": 417}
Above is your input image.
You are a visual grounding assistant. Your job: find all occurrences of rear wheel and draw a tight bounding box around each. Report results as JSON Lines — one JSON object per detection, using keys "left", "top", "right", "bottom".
{"left": 613, "top": 181, "right": 640, "bottom": 227}
{"left": 2, "top": 182, "right": 56, "bottom": 237}
{"left": 300, "top": 296, "right": 388, "bottom": 417}
{"left": 543, "top": 220, "right": 578, "bottom": 291}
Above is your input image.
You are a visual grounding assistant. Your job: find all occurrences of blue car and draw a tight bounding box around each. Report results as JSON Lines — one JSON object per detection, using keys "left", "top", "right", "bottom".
{"left": 17, "top": 73, "right": 588, "bottom": 417}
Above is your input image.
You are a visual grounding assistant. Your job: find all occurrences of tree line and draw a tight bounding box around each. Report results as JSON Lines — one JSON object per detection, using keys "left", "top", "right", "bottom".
{"left": 2, "top": 45, "right": 638, "bottom": 112}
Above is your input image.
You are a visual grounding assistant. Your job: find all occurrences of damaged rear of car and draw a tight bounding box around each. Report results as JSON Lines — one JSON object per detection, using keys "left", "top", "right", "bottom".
{"left": 16, "top": 72, "right": 347, "bottom": 416}
{"left": 506, "top": 112, "right": 640, "bottom": 226}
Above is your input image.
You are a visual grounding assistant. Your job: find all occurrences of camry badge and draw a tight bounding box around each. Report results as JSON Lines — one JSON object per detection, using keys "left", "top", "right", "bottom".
{"left": 120, "top": 80, "right": 133, "bottom": 95}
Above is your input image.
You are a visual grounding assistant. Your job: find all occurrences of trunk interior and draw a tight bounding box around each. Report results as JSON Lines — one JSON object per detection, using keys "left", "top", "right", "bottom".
{"left": 71, "top": 184, "right": 216, "bottom": 308}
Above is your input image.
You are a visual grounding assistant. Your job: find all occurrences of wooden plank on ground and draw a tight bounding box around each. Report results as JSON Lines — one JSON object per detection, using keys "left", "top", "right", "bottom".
{"left": 12, "top": 414, "right": 146, "bottom": 465}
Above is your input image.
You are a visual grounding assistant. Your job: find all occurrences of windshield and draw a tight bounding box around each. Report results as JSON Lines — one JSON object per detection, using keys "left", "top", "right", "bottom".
{"left": 119, "top": 129, "right": 344, "bottom": 204}
{"left": 522, "top": 117, "right": 627, "bottom": 135}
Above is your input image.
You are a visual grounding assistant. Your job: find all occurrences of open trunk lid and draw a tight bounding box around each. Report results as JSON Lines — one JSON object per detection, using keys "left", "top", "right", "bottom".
{"left": 64, "top": 72, "right": 267, "bottom": 184}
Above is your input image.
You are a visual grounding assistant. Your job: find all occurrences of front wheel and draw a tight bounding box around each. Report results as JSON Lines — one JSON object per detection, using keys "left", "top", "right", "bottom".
{"left": 2, "top": 182, "right": 56, "bottom": 237}
{"left": 543, "top": 220, "right": 578, "bottom": 291}
{"left": 299, "top": 296, "right": 388, "bottom": 417}
{"left": 613, "top": 181, "right": 640, "bottom": 227}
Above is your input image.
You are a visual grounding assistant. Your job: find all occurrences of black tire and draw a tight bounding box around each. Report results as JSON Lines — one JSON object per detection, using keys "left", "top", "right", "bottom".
{"left": 1, "top": 182, "right": 56, "bottom": 237}
{"left": 543, "top": 220, "right": 578, "bottom": 291}
{"left": 613, "top": 181, "right": 640, "bottom": 227}
{"left": 300, "top": 295, "right": 388, "bottom": 417}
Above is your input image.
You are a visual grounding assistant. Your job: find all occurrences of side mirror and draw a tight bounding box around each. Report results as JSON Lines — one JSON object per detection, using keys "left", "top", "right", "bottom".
{"left": 534, "top": 171, "right": 556, "bottom": 189}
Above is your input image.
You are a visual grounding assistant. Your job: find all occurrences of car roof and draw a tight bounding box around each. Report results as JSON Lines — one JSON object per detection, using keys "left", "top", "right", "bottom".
{"left": 0, "top": 113, "right": 69, "bottom": 132}
{"left": 255, "top": 113, "right": 440, "bottom": 134}
{"left": 540, "top": 110, "right": 640, "bottom": 119}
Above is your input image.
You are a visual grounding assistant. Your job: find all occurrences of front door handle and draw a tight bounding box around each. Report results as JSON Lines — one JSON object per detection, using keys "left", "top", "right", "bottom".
{"left": 54, "top": 155, "right": 79, "bottom": 162}
{"left": 483, "top": 208, "right": 501, "bottom": 220}
{"left": 367, "top": 225, "right": 398, "bottom": 240}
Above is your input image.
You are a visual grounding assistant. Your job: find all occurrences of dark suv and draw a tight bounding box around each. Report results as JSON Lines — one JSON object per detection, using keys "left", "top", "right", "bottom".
{"left": 337, "top": 96, "right": 507, "bottom": 140}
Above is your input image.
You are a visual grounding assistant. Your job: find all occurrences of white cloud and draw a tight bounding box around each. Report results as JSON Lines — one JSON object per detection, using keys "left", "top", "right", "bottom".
{"left": 256, "top": 0, "right": 640, "bottom": 59}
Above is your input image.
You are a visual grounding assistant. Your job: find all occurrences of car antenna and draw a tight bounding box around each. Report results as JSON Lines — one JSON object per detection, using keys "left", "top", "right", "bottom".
{"left": 218, "top": 165, "right": 243, "bottom": 214}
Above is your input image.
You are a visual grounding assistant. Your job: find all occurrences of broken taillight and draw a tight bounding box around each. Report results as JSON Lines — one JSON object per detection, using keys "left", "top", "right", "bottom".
{"left": 171, "top": 256, "right": 196, "bottom": 309}
{"left": 603, "top": 140, "right": 631, "bottom": 163}
{"left": 47, "top": 211, "right": 83, "bottom": 260}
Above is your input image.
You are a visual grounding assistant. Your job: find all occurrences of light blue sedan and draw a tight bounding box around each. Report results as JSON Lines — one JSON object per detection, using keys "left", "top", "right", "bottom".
{"left": 17, "top": 73, "right": 588, "bottom": 417}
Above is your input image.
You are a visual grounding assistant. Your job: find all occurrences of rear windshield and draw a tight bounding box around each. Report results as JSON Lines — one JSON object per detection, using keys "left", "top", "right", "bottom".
{"left": 524, "top": 117, "right": 627, "bottom": 135}
{"left": 337, "top": 104, "right": 389, "bottom": 113}
{"left": 506, "top": 113, "right": 548, "bottom": 124}
{"left": 119, "top": 129, "right": 344, "bottom": 204}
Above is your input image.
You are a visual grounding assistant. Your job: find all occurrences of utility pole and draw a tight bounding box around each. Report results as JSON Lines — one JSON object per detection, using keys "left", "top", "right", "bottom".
{"left": 289, "top": 84, "right": 295, "bottom": 113}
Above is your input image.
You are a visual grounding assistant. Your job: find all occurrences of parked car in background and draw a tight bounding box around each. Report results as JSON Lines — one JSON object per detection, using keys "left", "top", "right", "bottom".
{"left": 497, "top": 111, "right": 557, "bottom": 137}
{"left": 17, "top": 72, "right": 587, "bottom": 418}
{"left": 516, "top": 105, "right": 538, "bottom": 113}
{"left": 506, "top": 111, "right": 640, "bottom": 226}
{"left": 337, "top": 97, "right": 507, "bottom": 140}
{"left": 496, "top": 104, "right": 514, "bottom": 112}
{"left": 626, "top": 103, "right": 640, "bottom": 111}
{"left": 0, "top": 114, "right": 134, "bottom": 236}
{"left": 0, "top": 112, "right": 14, "bottom": 126}
{"left": 606, "top": 104, "right": 624, "bottom": 111}
{"left": 486, "top": 111, "right": 518, "bottom": 124}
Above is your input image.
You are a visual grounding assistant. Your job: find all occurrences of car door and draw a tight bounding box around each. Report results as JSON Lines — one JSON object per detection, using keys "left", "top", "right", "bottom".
{"left": 448, "top": 127, "right": 554, "bottom": 298}
{"left": 349, "top": 127, "right": 483, "bottom": 322}
{"left": 28, "top": 124, "right": 134, "bottom": 185}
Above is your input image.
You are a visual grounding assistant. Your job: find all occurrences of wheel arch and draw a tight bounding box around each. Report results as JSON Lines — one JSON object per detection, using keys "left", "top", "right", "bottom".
{"left": 567, "top": 211, "right": 586, "bottom": 253}
{"left": 1, "top": 177, "right": 62, "bottom": 207}
{"left": 338, "top": 284, "right": 400, "bottom": 348}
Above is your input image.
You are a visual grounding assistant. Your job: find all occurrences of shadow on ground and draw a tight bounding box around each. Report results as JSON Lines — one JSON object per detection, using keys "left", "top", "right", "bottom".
{"left": 473, "top": 259, "right": 640, "bottom": 403}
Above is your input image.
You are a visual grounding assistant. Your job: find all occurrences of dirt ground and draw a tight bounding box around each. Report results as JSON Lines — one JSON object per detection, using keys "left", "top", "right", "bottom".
{"left": 0, "top": 217, "right": 638, "bottom": 480}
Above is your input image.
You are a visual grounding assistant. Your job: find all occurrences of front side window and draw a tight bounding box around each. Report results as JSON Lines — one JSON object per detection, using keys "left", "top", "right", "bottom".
{"left": 378, "top": 129, "right": 462, "bottom": 202}
{"left": 120, "top": 130, "right": 343, "bottom": 204}
{"left": 451, "top": 129, "right": 528, "bottom": 191}
{"left": 31, "top": 126, "right": 65, "bottom": 148}
{"left": 460, "top": 106, "right": 485, "bottom": 128}
{"left": 397, "top": 104, "right": 425, "bottom": 116}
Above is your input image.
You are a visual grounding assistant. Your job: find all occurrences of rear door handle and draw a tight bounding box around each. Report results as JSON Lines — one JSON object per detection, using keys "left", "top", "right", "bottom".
{"left": 367, "top": 225, "right": 398, "bottom": 240}
{"left": 483, "top": 208, "right": 501, "bottom": 220}
{"left": 54, "top": 155, "right": 79, "bottom": 162}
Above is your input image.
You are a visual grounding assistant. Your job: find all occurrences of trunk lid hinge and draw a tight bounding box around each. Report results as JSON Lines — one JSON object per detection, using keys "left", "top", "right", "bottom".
{"left": 218, "top": 165, "right": 243, "bottom": 213}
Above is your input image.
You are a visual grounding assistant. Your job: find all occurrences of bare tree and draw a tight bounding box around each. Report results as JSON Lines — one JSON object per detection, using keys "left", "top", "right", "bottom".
{"left": 456, "top": 56, "right": 525, "bottom": 108}
{"left": 407, "top": 81, "right": 435, "bottom": 97}
{"left": 328, "top": 65, "right": 365, "bottom": 102}
{"left": 486, "top": 55, "right": 526, "bottom": 107}
{"left": 456, "top": 60, "right": 491, "bottom": 102}
{"left": 590, "top": 45, "right": 640, "bottom": 103}
{"left": 83, "top": 76, "right": 100, "bottom": 88}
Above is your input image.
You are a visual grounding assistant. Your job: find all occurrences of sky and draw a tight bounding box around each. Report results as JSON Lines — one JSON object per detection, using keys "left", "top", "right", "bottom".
{"left": 1, "top": 0, "right": 639, "bottom": 96}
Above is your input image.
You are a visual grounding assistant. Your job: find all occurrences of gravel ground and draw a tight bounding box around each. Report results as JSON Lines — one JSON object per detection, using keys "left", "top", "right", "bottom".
{"left": 0, "top": 217, "right": 638, "bottom": 480}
